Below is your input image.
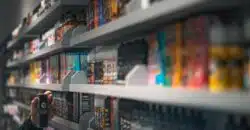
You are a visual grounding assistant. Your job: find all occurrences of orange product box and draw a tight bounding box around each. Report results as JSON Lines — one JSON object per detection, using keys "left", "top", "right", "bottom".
{"left": 171, "top": 23, "right": 183, "bottom": 88}
{"left": 94, "top": 0, "right": 99, "bottom": 28}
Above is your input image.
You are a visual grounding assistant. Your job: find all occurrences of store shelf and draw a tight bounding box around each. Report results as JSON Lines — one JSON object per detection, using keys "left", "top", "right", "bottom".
{"left": 8, "top": 84, "right": 250, "bottom": 114}
{"left": 13, "top": 101, "right": 78, "bottom": 130}
{"left": 7, "top": 0, "right": 87, "bottom": 49}
{"left": 68, "top": 84, "right": 250, "bottom": 114}
{"left": 13, "top": 101, "right": 30, "bottom": 111}
{"left": 6, "top": 35, "right": 37, "bottom": 49}
{"left": 70, "top": 0, "right": 248, "bottom": 47}
{"left": 51, "top": 116, "right": 78, "bottom": 130}
{"left": 6, "top": 60, "right": 23, "bottom": 68}
{"left": 7, "top": 43, "right": 67, "bottom": 68}
{"left": 7, "top": 84, "right": 64, "bottom": 91}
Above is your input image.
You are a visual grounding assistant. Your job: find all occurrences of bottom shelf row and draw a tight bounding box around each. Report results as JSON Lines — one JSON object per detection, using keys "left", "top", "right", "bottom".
{"left": 13, "top": 101, "right": 78, "bottom": 130}
{"left": 11, "top": 90, "right": 250, "bottom": 130}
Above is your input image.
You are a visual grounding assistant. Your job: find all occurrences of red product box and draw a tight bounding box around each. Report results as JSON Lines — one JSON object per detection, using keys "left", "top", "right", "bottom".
{"left": 183, "top": 16, "right": 209, "bottom": 89}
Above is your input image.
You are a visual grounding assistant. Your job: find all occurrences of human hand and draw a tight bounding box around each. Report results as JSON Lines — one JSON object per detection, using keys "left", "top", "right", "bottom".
{"left": 30, "top": 91, "right": 55, "bottom": 126}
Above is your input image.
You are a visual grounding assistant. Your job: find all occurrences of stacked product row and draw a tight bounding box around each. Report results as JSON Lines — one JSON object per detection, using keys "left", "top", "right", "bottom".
{"left": 7, "top": 37, "right": 148, "bottom": 85}
{"left": 11, "top": 0, "right": 58, "bottom": 39}
{"left": 9, "top": 0, "right": 163, "bottom": 47}
{"left": 13, "top": 88, "right": 250, "bottom": 130}
{"left": 86, "top": 0, "right": 162, "bottom": 30}
{"left": 9, "top": 0, "right": 163, "bottom": 63}
{"left": 148, "top": 10, "right": 250, "bottom": 92}
{"left": 8, "top": 50, "right": 89, "bottom": 85}
{"left": 9, "top": 10, "right": 84, "bottom": 63}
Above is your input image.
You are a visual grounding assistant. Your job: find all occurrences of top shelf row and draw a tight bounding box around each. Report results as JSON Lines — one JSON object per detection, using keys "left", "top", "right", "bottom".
{"left": 7, "top": 0, "right": 88, "bottom": 49}
{"left": 6, "top": 0, "right": 249, "bottom": 67}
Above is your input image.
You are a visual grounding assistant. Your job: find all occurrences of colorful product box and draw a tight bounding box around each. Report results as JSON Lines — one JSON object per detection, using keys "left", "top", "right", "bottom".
{"left": 80, "top": 52, "right": 88, "bottom": 72}
{"left": 156, "top": 31, "right": 167, "bottom": 86}
{"left": 94, "top": 96, "right": 111, "bottom": 129}
{"left": 147, "top": 33, "right": 164, "bottom": 86}
{"left": 29, "top": 62, "right": 36, "bottom": 84}
{"left": 55, "top": 21, "right": 79, "bottom": 41}
{"left": 99, "top": 0, "right": 106, "bottom": 26}
{"left": 94, "top": 61, "right": 104, "bottom": 84}
{"left": 87, "top": 62, "right": 95, "bottom": 84}
{"left": 173, "top": 23, "right": 183, "bottom": 88}
{"left": 50, "top": 55, "right": 60, "bottom": 84}
{"left": 87, "top": 0, "right": 94, "bottom": 30}
{"left": 165, "top": 23, "right": 183, "bottom": 88}
{"left": 40, "top": 59, "right": 47, "bottom": 84}
{"left": 93, "top": 0, "right": 99, "bottom": 28}
{"left": 103, "top": 60, "right": 117, "bottom": 84}
{"left": 165, "top": 25, "right": 176, "bottom": 87}
{"left": 42, "top": 28, "right": 56, "bottom": 47}
{"left": 103, "top": 0, "right": 111, "bottom": 22}
{"left": 73, "top": 52, "right": 81, "bottom": 71}
{"left": 34, "top": 61, "right": 42, "bottom": 84}
{"left": 60, "top": 53, "right": 67, "bottom": 81}
{"left": 111, "top": 0, "right": 119, "bottom": 20}
{"left": 183, "top": 16, "right": 209, "bottom": 89}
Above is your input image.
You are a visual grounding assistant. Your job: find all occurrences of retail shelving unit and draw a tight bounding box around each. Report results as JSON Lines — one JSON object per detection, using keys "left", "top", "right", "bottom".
{"left": 4, "top": 0, "right": 250, "bottom": 129}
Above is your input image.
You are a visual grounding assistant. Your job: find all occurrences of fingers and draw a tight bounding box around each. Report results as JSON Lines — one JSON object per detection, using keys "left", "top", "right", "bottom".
{"left": 30, "top": 97, "right": 38, "bottom": 124}
{"left": 44, "top": 91, "right": 52, "bottom": 95}
{"left": 31, "top": 97, "right": 38, "bottom": 112}
{"left": 49, "top": 101, "right": 56, "bottom": 120}
{"left": 44, "top": 91, "right": 53, "bottom": 103}
{"left": 44, "top": 91, "right": 55, "bottom": 120}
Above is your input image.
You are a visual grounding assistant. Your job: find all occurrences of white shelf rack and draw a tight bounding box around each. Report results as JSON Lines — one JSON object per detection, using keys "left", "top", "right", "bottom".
{"left": 8, "top": 84, "right": 64, "bottom": 91}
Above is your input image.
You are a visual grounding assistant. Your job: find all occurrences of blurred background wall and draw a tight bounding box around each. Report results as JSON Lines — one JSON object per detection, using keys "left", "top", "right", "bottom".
{"left": 0, "top": 0, "right": 40, "bottom": 42}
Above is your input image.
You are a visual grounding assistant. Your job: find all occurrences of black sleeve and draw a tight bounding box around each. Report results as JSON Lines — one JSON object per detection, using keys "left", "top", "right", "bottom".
{"left": 19, "top": 117, "right": 43, "bottom": 130}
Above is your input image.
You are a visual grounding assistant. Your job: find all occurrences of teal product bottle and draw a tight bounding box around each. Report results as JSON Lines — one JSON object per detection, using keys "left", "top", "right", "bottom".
{"left": 157, "top": 31, "right": 168, "bottom": 86}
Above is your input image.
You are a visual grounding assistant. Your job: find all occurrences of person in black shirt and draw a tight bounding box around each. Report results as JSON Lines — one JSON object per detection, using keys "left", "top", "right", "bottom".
{"left": 19, "top": 91, "right": 55, "bottom": 130}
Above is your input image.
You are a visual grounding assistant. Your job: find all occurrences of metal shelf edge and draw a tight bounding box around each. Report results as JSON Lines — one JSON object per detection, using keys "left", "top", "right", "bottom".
{"left": 7, "top": 84, "right": 64, "bottom": 91}
{"left": 10, "top": 84, "right": 250, "bottom": 113}
{"left": 69, "top": 84, "right": 250, "bottom": 114}
{"left": 6, "top": 43, "right": 66, "bottom": 68}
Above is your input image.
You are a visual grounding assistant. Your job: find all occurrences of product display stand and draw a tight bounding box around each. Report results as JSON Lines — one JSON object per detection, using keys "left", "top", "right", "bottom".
{"left": 62, "top": 71, "right": 88, "bottom": 90}
{"left": 125, "top": 65, "right": 148, "bottom": 86}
